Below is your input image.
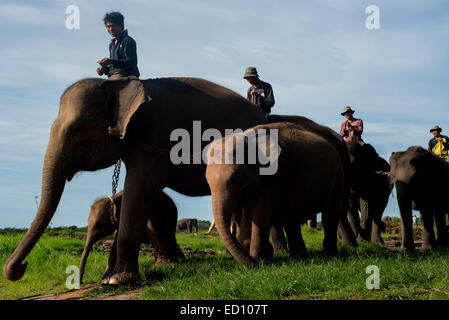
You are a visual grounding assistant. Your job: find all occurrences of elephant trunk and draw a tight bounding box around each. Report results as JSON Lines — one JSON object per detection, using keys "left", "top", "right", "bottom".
{"left": 3, "top": 146, "right": 67, "bottom": 281}
{"left": 79, "top": 235, "right": 95, "bottom": 284}
{"left": 212, "top": 194, "right": 256, "bottom": 267}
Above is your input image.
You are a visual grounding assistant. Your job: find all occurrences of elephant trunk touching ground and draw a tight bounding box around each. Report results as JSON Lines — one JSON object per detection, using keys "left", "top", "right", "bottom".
{"left": 79, "top": 234, "right": 96, "bottom": 283}
{"left": 4, "top": 141, "right": 68, "bottom": 281}
{"left": 211, "top": 189, "right": 257, "bottom": 267}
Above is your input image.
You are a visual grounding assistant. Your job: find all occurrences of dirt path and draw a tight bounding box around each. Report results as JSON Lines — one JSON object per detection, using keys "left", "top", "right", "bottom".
{"left": 20, "top": 284, "right": 144, "bottom": 300}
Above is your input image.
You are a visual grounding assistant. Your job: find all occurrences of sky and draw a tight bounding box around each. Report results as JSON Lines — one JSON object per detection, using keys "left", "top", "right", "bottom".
{"left": 1, "top": 0, "right": 449, "bottom": 228}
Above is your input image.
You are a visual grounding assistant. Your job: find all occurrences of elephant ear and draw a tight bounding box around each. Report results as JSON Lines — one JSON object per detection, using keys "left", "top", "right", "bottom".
{"left": 101, "top": 78, "right": 152, "bottom": 139}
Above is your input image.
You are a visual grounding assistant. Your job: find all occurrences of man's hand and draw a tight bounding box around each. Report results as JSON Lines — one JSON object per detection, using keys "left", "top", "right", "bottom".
{"left": 98, "top": 58, "right": 113, "bottom": 67}
{"left": 96, "top": 66, "right": 105, "bottom": 76}
{"left": 250, "top": 90, "right": 258, "bottom": 96}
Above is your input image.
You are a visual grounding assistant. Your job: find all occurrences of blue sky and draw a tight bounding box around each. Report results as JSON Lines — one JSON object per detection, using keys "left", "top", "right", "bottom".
{"left": 1, "top": 0, "right": 448, "bottom": 228}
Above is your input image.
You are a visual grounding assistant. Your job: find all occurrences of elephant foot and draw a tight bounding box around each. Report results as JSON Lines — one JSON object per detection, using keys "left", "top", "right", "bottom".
{"left": 101, "top": 266, "right": 115, "bottom": 280}
{"left": 101, "top": 271, "right": 140, "bottom": 286}
{"left": 323, "top": 242, "right": 338, "bottom": 256}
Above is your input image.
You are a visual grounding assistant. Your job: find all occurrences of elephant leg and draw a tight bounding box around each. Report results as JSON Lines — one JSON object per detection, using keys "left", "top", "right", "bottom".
{"left": 322, "top": 210, "right": 338, "bottom": 256}
{"left": 102, "top": 231, "right": 118, "bottom": 280}
{"left": 395, "top": 182, "right": 415, "bottom": 252}
{"left": 146, "top": 219, "right": 185, "bottom": 265}
{"left": 435, "top": 211, "right": 449, "bottom": 247}
{"left": 359, "top": 197, "right": 372, "bottom": 241}
{"left": 104, "top": 154, "right": 166, "bottom": 285}
{"left": 249, "top": 198, "right": 273, "bottom": 260}
{"left": 270, "top": 222, "right": 288, "bottom": 252}
{"left": 338, "top": 212, "right": 358, "bottom": 247}
{"left": 370, "top": 210, "right": 385, "bottom": 245}
{"left": 283, "top": 221, "right": 307, "bottom": 258}
{"left": 338, "top": 197, "right": 358, "bottom": 247}
{"left": 235, "top": 204, "right": 252, "bottom": 253}
{"left": 347, "top": 194, "right": 362, "bottom": 240}
{"left": 421, "top": 209, "right": 437, "bottom": 250}
{"left": 250, "top": 221, "right": 273, "bottom": 260}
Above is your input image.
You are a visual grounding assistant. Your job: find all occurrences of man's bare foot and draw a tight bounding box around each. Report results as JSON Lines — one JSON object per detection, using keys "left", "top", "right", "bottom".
{"left": 108, "top": 126, "right": 121, "bottom": 137}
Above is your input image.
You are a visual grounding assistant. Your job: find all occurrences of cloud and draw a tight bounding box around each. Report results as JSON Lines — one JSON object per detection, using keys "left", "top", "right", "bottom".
{"left": 2, "top": 0, "right": 449, "bottom": 226}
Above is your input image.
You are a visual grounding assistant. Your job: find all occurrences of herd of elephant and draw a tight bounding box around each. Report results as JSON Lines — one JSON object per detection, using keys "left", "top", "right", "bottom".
{"left": 3, "top": 76, "right": 449, "bottom": 286}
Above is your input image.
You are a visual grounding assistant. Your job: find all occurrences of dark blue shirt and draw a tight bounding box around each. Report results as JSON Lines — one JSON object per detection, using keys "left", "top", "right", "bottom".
{"left": 105, "top": 29, "right": 140, "bottom": 77}
{"left": 246, "top": 81, "right": 275, "bottom": 115}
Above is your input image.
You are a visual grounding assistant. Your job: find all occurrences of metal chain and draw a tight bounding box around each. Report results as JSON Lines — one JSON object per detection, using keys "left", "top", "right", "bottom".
{"left": 109, "top": 160, "right": 121, "bottom": 225}
{"left": 112, "top": 160, "right": 121, "bottom": 196}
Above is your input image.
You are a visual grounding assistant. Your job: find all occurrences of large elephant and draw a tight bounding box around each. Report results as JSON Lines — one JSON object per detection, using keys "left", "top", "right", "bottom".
{"left": 345, "top": 142, "right": 391, "bottom": 244}
{"left": 79, "top": 190, "right": 184, "bottom": 284}
{"left": 233, "top": 114, "right": 358, "bottom": 251}
{"left": 3, "top": 77, "right": 267, "bottom": 285}
{"left": 176, "top": 218, "right": 199, "bottom": 233}
{"left": 389, "top": 146, "right": 449, "bottom": 251}
{"left": 205, "top": 122, "right": 346, "bottom": 266}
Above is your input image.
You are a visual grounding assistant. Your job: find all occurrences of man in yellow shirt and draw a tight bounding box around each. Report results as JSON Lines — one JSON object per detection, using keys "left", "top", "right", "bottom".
{"left": 428, "top": 125, "right": 449, "bottom": 162}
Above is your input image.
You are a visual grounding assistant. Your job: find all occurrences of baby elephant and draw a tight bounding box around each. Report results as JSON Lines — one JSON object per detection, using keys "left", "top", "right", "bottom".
{"left": 79, "top": 190, "right": 185, "bottom": 284}
{"left": 176, "top": 218, "right": 199, "bottom": 233}
{"left": 205, "top": 122, "right": 345, "bottom": 266}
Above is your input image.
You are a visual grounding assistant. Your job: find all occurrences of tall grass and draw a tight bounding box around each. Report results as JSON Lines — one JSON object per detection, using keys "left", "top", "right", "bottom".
{"left": 1, "top": 227, "right": 449, "bottom": 300}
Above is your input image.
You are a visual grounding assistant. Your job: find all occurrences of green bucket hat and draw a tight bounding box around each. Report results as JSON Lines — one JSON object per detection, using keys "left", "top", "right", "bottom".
{"left": 243, "top": 67, "right": 259, "bottom": 79}
{"left": 341, "top": 106, "right": 355, "bottom": 116}
{"left": 430, "top": 125, "right": 442, "bottom": 133}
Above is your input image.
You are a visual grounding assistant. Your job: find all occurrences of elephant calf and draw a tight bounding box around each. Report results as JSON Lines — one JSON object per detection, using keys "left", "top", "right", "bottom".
{"left": 176, "top": 218, "right": 199, "bottom": 233}
{"left": 79, "top": 190, "right": 184, "bottom": 283}
{"left": 205, "top": 122, "right": 346, "bottom": 266}
{"left": 390, "top": 146, "right": 449, "bottom": 251}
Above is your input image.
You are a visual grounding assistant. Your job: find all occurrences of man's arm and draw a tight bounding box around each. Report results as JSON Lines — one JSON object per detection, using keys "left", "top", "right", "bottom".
{"left": 258, "top": 84, "right": 275, "bottom": 114}
{"left": 111, "top": 38, "right": 137, "bottom": 69}
{"left": 339, "top": 122, "right": 347, "bottom": 138}
{"left": 428, "top": 139, "right": 434, "bottom": 153}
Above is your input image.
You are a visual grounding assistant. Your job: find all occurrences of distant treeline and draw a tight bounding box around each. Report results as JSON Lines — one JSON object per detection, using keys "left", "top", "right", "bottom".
{"left": 0, "top": 222, "right": 213, "bottom": 235}
{"left": 0, "top": 225, "right": 88, "bottom": 235}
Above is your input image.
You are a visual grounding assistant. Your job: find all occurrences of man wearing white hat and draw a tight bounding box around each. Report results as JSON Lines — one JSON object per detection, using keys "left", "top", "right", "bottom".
{"left": 243, "top": 67, "right": 275, "bottom": 117}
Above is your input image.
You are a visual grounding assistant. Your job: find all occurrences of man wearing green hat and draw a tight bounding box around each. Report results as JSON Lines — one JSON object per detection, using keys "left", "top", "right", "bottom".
{"left": 243, "top": 67, "right": 275, "bottom": 117}
{"left": 339, "top": 106, "right": 364, "bottom": 142}
{"left": 428, "top": 125, "right": 449, "bottom": 162}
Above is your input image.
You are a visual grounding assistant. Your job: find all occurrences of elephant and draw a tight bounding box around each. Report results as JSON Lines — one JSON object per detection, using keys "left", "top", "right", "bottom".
{"left": 176, "top": 218, "right": 199, "bottom": 233}
{"left": 205, "top": 122, "right": 346, "bottom": 266}
{"left": 345, "top": 141, "right": 391, "bottom": 244}
{"left": 230, "top": 114, "right": 358, "bottom": 253}
{"left": 3, "top": 76, "right": 267, "bottom": 285}
{"left": 389, "top": 146, "right": 449, "bottom": 251}
{"left": 79, "top": 190, "right": 184, "bottom": 284}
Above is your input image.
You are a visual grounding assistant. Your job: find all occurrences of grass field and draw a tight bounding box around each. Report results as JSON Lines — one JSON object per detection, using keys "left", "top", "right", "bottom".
{"left": 1, "top": 226, "right": 449, "bottom": 300}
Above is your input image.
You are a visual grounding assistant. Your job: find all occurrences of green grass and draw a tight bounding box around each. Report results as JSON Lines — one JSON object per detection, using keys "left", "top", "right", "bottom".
{"left": 1, "top": 227, "right": 449, "bottom": 300}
